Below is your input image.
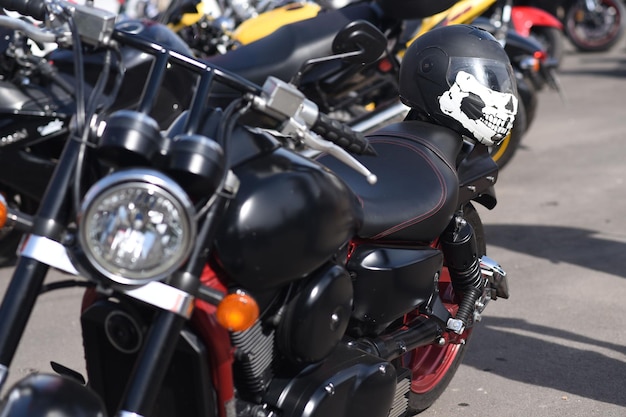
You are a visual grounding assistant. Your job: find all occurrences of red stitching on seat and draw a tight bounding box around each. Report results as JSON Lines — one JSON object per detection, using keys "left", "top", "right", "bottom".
{"left": 367, "top": 138, "right": 447, "bottom": 240}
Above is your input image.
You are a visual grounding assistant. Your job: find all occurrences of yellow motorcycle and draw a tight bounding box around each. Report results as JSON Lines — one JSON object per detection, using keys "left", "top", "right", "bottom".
{"left": 406, "top": 0, "right": 496, "bottom": 42}
{"left": 161, "top": 0, "right": 323, "bottom": 55}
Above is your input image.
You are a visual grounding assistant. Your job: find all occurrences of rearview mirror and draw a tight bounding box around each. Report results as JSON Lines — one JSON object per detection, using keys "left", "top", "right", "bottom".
{"left": 290, "top": 19, "right": 388, "bottom": 86}
{"left": 332, "top": 20, "right": 387, "bottom": 65}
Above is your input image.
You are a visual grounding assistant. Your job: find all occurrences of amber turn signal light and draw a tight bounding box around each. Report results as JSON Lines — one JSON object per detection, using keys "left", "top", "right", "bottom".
{"left": 0, "top": 194, "right": 7, "bottom": 229}
{"left": 216, "top": 290, "right": 259, "bottom": 332}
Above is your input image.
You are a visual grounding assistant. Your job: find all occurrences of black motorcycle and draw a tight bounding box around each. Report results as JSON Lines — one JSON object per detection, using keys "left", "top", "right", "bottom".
{"left": 0, "top": 1, "right": 511, "bottom": 416}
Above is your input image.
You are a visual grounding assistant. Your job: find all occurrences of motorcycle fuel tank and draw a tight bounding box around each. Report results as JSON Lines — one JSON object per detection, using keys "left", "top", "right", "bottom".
{"left": 214, "top": 147, "right": 363, "bottom": 290}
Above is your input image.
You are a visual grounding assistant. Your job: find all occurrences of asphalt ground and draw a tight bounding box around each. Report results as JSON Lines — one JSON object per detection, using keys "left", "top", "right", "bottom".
{"left": 1, "top": 31, "right": 626, "bottom": 416}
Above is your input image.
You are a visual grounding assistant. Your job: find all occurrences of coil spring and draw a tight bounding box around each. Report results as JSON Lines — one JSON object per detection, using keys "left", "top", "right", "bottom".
{"left": 441, "top": 215, "right": 484, "bottom": 326}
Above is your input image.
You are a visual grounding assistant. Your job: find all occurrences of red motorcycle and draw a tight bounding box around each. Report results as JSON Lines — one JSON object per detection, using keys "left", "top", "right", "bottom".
{"left": 482, "top": 0, "right": 565, "bottom": 66}
{"left": 515, "top": 0, "right": 626, "bottom": 52}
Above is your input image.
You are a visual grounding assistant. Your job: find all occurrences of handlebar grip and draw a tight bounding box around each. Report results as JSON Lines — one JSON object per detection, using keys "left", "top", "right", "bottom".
{"left": 1, "top": 0, "right": 46, "bottom": 21}
{"left": 312, "top": 112, "right": 376, "bottom": 156}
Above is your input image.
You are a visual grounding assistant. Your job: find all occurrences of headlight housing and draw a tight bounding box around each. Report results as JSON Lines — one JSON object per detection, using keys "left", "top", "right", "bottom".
{"left": 78, "top": 169, "right": 196, "bottom": 286}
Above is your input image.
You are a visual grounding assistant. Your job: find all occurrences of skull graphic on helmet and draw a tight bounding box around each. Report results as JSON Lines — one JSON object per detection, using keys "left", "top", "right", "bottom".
{"left": 439, "top": 70, "right": 518, "bottom": 146}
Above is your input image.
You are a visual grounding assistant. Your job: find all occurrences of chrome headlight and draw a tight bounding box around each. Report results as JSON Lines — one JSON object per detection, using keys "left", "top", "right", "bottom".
{"left": 78, "top": 169, "right": 196, "bottom": 285}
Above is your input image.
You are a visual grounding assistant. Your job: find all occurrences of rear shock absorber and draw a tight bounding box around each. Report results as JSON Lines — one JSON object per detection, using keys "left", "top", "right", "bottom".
{"left": 440, "top": 212, "right": 485, "bottom": 333}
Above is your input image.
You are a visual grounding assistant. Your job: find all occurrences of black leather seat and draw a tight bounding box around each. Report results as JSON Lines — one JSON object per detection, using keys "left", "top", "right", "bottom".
{"left": 318, "top": 121, "right": 462, "bottom": 242}
{"left": 205, "top": 3, "right": 380, "bottom": 83}
{"left": 203, "top": 3, "right": 381, "bottom": 102}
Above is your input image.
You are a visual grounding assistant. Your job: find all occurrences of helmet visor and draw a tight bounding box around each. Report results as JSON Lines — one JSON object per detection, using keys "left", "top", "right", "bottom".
{"left": 447, "top": 57, "right": 517, "bottom": 94}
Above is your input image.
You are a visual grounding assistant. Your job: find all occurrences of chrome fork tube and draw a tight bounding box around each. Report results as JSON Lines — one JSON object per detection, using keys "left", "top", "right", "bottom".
{"left": 0, "top": 135, "right": 82, "bottom": 392}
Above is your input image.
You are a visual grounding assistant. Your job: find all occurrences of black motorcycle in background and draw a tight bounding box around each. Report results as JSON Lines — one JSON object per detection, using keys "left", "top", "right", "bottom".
{"left": 514, "top": 0, "right": 625, "bottom": 51}
{"left": 0, "top": 0, "right": 511, "bottom": 416}
{"left": 0, "top": 10, "right": 197, "bottom": 264}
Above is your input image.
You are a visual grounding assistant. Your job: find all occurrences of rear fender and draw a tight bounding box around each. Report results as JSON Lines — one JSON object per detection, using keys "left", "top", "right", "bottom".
{"left": 0, "top": 373, "right": 107, "bottom": 417}
{"left": 511, "top": 6, "right": 563, "bottom": 37}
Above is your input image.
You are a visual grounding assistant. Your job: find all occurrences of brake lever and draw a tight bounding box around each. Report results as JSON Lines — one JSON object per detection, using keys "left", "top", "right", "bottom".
{"left": 282, "top": 117, "right": 377, "bottom": 185}
{"left": 249, "top": 76, "right": 377, "bottom": 184}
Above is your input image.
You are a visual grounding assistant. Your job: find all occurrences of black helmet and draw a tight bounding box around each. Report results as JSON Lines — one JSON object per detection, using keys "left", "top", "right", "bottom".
{"left": 399, "top": 24, "right": 518, "bottom": 146}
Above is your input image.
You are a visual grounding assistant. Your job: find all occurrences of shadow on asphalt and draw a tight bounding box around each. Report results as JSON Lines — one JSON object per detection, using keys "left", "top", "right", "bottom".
{"left": 558, "top": 64, "right": 626, "bottom": 78}
{"left": 484, "top": 224, "right": 626, "bottom": 278}
{"left": 560, "top": 48, "right": 626, "bottom": 77}
{"left": 463, "top": 317, "right": 626, "bottom": 407}
{"left": 469, "top": 222, "right": 626, "bottom": 407}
